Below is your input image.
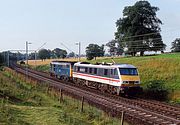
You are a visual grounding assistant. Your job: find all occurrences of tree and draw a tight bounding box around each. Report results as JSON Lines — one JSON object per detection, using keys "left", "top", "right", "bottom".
{"left": 116, "top": 44, "right": 124, "bottom": 56}
{"left": 86, "top": 44, "right": 104, "bottom": 60}
{"left": 0, "top": 53, "right": 4, "bottom": 65}
{"left": 60, "top": 50, "right": 67, "bottom": 58}
{"left": 38, "top": 49, "right": 50, "bottom": 60}
{"left": 171, "top": 38, "right": 180, "bottom": 52}
{"left": 29, "top": 52, "right": 36, "bottom": 60}
{"left": 115, "top": 1, "right": 166, "bottom": 56}
{"left": 68, "top": 52, "right": 75, "bottom": 57}
{"left": 52, "top": 48, "right": 67, "bottom": 58}
{"left": 106, "top": 40, "right": 124, "bottom": 56}
{"left": 106, "top": 40, "right": 117, "bottom": 56}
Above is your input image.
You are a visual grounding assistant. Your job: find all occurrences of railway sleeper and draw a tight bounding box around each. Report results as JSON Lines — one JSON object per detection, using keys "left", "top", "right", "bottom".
{"left": 144, "top": 114, "right": 152, "bottom": 117}
{"left": 148, "top": 116, "right": 158, "bottom": 119}
{"left": 161, "top": 121, "right": 172, "bottom": 124}
{"left": 138, "top": 112, "right": 146, "bottom": 116}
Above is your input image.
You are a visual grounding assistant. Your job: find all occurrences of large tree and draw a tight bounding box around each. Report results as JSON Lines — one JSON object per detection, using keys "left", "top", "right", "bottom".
{"left": 52, "top": 48, "right": 67, "bottom": 58}
{"left": 106, "top": 40, "right": 117, "bottom": 56}
{"left": 171, "top": 38, "right": 180, "bottom": 52}
{"left": 115, "top": 1, "right": 166, "bottom": 56}
{"left": 38, "top": 49, "right": 50, "bottom": 60}
{"left": 106, "top": 39, "right": 124, "bottom": 56}
{"left": 86, "top": 44, "right": 104, "bottom": 60}
{"left": 68, "top": 52, "right": 75, "bottom": 57}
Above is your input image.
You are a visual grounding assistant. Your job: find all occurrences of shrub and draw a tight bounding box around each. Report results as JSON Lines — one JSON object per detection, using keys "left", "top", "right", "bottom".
{"left": 144, "top": 80, "right": 169, "bottom": 101}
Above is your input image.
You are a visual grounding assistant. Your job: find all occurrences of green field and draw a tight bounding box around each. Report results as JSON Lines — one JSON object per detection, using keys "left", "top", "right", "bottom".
{"left": 33, "top": 53, "right": 180, "bottom": 103}
{"left": 91, "top": 53, "right": 180, "bottom": 103}
{"left": 0, "top": 68, "right": 128, "bottom": 125}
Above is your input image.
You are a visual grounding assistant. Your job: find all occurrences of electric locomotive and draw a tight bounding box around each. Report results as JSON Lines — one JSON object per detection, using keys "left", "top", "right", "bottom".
{"left": 50, "top": 61, "right": 142, "bottom": 96}
{"left": 73, "top": 62, "right": 142, "bottom": 96}
{"left": 50, "top": 61, "right": 76, "bottom": 81}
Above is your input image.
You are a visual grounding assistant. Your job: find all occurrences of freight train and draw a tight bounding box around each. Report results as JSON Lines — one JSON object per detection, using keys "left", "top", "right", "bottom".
{"left": 50, "top": 61, "right": 142, "bottom": 96}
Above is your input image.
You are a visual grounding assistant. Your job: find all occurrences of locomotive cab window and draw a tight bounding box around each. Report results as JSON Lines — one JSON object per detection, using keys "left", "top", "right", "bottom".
{"left": 114, "top": 68, "right": 119, "bottom": 79}
{"left": 119, "top": 68, "right": 138, "bottom": 75}
{"left": 114, "top": 69, "right": 118, "bottom": 75}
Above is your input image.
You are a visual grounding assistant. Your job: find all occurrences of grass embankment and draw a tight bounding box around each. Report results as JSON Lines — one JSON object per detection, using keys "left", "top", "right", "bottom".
{"left": 29, "top": 53, "right": 180, "bottom": 103}
{"left": 90, "top": 53, "right": 180, "bottom": 103}
{"left": 0, "top": 67, "right": 127, "bottom": 125}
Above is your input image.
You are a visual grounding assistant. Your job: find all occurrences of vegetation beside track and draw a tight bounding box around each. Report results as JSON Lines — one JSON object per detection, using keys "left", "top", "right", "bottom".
{"left": 29, "top": 53, "right": 180, "bottom": 103}
{"left": 0, "top": 67, "right": 128, "bottom": 125}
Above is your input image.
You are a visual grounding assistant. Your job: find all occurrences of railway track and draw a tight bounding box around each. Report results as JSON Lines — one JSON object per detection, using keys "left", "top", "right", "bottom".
{"left": 11, "top": 64, "right": 180, "bottom": 125}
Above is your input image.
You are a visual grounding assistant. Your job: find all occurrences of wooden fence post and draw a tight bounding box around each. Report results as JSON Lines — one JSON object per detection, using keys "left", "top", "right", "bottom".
{"left": 81, "top": 96, "right": 84, "bottom": 112}
{"left": 59, "top": 89, "right": 63, "bottom": 103}
{"left": 120, "top": 111, "right": 124, "bottom": 125}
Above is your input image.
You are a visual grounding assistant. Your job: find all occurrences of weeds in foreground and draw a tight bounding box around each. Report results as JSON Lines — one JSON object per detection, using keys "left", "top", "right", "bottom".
{"left": 0, "top": 67, "right": 127, "bottom": 125}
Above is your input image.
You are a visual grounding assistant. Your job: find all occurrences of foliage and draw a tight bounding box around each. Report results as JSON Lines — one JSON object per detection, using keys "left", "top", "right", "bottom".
{"left": 106, "top": 40, "right": 124, "bottom": 56}
{"left": 38, "top": 49, "right": 50, "bottom": 60}
{"left": 171, "top": 38, "right": 180, "bottom": 52}
{"left": 28, "top": 52, "right": 36, "bottom": 60}
{"left": 0, "top": 53, "right": 4, "bottom": 65}
{"left": 52, "top": 48, "right": 67, "bottom": 58}
{"left": 86, "top": 44, "right": 105, "bottom": 60}
{"left": 87, "top": 53, "right": 180, "bottom": 102}
{"left": 34, "top": 65, "right": 49, "bottom": 72}
{"left": 115, "top": 1, "right": 166, "bottom": 56}
{"left": 68, "top": 52, "right": 75, "bottom": 57}
{"left": 144, "top": 80, "right": 169, "bottom": 101}
{"left": 0, "top": 69, "right": 127, "bottom": 125}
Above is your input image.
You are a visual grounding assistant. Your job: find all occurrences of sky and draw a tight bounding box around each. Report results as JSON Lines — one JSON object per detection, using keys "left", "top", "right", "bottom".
{"left": 0, "top": 0, "right": 180, "bottom": 54}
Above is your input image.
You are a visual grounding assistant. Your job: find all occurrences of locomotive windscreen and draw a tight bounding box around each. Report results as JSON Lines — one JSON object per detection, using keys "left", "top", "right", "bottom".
{"left": 119, "top": 68, "right": 138, "bottom": 75}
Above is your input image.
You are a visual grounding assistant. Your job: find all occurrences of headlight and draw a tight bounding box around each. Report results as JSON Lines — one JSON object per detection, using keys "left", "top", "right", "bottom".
{"left": 123, "top": 81, "right": 129, "bottom": 84}
{"left": 135, "top": 81, "right": 140, "bottom": 84}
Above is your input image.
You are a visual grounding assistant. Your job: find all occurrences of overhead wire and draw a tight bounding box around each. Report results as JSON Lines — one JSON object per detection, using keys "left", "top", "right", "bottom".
{"left": 60, "top": 43, "right": 75, "bottom": 53}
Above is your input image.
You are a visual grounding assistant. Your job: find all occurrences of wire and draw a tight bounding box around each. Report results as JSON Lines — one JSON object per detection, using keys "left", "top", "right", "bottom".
{"left": 60, "top": 43, "right": 75, "bottom": 53}
{"left": 37, "top": 42, "right": 47, "bottom": 51}
{"left": 115, "top": 27, "right": 180, "bottom": 40}
{"left": 119, "top": 37, "right": 162, "bottom": 44}
{"left": 119, "top": 32, "right": 160, "bottom": 39}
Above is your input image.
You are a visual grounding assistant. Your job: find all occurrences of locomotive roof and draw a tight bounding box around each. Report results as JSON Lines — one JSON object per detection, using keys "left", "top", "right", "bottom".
{"left": 51, "top": 61, "right": 77, "bottom": 65}
{"left": 74, "top": 62, "right": 137, "bottom": 69}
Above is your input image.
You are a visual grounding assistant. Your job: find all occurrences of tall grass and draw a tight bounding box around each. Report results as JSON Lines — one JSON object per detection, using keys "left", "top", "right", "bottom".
{"left": 90, "top": 53, "right": 180, "bottom": 103}
{"left": 0, "top": 67, "right": 129, "bottom": 125}
{"left": 29, "top": 53, "right": 180, "bottom": 103}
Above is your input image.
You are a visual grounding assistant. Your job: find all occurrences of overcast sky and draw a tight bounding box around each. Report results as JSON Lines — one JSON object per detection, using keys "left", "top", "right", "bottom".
{"left": 0, "top": 0, "right": 180, "bottom": 54}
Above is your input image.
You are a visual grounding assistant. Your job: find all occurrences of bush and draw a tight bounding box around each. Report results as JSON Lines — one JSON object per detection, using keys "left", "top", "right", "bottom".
{"left": 144, "top": 80, "right": 169, "bottom": 101}
{"left": 0, "top": 53, "right": 4, "bottom": 65}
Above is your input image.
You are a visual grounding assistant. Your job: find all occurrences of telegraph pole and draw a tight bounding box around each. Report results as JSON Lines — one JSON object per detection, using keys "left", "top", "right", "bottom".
{"left": 79, "top": 42, "right": 81, "bottom": 61}
{"left": 26, "top": 41, "right": 28, "bottom": 65}
{"left": 25, "top": 41, "right": 32, "bottom": 79}
{"left": 26, "top": 41, "right": 28, "bottom": 79}
{"left": 7, "top": 51, "right": 9, "bottom": 67}
{"left": 76, "top": 42, "right": 81, "bottom": 61}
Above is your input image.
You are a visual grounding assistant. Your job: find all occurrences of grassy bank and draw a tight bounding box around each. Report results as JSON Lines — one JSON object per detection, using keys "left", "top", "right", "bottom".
{"left": 90, "top": 53, "right": 180, "bottom": 103}
{"left": 29, "top": 53, "right": 180, "bottom": 103}
{"left": 0, "top": 68, "right": 128, "bottom": 125}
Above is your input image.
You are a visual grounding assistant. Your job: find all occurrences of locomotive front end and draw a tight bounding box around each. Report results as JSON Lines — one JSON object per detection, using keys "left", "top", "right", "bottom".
{"left": 118, "top": 65, "right": 143, "bottom": 96}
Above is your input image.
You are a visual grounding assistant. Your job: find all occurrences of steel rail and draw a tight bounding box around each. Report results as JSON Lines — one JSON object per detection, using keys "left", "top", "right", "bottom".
{"left": 12, "top": 65, "right": 180, "bottom": 125}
